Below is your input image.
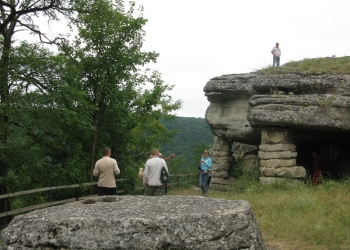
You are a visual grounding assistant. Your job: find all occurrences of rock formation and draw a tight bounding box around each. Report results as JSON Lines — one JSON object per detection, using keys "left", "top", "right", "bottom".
{"left": 204, "top": 73, "right": 350, "bottom": 187}
{"left": 1, "top": 196, "right": 266, "bottom": 250}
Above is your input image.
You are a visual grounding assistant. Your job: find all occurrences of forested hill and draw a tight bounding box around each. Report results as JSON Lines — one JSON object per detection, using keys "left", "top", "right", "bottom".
{"left": 159, "top": 117, "right": 215, "bottom": 169}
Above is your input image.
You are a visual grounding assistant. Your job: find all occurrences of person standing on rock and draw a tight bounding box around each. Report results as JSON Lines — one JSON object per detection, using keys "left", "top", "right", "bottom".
{"left": 199, "top": 150, "right": 212, "bottom": 195}
{"left": 143, "top": 149, "right": 168, "bottom": 196}
{"left": 271, "top": 42, "right": 281, "bottom": 67}
{"left": 93, "top": 147, "right": 120, "bottom": 196}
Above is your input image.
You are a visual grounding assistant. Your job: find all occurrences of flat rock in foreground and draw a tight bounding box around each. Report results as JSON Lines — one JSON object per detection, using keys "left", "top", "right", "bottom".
{"left": 1, "top": 195, "right": 266, "bottom": 250}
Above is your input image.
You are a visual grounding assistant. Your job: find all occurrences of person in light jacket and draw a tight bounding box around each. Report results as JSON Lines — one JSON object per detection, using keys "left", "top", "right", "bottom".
{"left": 93, "top": 147, "right": 120, "bottom": 196}
{"left": 199, "top": 150, "right": 212, "bottom": 195}
{"left": 143, "top": 149, "right": 168, "bottom": 196}
{"left": 271, "top": 42, "right": 281, "bottom": 67}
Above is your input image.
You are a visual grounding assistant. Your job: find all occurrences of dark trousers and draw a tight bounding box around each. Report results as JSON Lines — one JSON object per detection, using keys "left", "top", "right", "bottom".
{"left": 97, "top": 186, "right": 117, "bottom": 196}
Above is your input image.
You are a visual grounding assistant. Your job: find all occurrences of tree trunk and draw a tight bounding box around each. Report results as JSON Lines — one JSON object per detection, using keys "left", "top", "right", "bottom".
{"left": 89, "top": 112, "right": 99, "bottom": 194}
{"left": 0, "top": 26, "right": 15, "bottom": 226}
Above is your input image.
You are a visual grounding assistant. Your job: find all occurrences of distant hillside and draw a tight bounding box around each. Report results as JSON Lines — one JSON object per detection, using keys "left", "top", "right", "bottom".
{"left": 160, "top": 117, "right": 215, "bottom": 169}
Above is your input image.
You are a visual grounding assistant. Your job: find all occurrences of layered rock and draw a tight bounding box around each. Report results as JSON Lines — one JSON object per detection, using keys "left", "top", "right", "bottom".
{"left": 259, "top": 128, "right": 305, "bottom": 184}
{"left": 204, "top": 72, "right": 350, "bottom": 186}
{"left": 204, "top": 73, "right": 350, "bottom": 144}
{"left": 210, "top": 137, "right": 235, "bottom": 190}
{"left": 1, "top": 196, "right": 266, "bottom": 250}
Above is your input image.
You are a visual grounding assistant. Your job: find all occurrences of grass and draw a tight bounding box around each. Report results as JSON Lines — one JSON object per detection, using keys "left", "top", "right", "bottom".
{"left": 168, "top": 179, "right": 350, "bottom": 250}
{"left": 257, "top": 56, "right": 350, "bottom": 75}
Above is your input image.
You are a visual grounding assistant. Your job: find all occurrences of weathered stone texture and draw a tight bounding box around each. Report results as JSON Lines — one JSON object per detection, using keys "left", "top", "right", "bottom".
{"left": 259, "top": 177, "right": 304, "bottom": 185}
{"left": 210, "top": 151, "right": 232, "bottom": 157}
{"left": 211, "top": 156, "right": 234, "bottom": 164}
{"left": 259, "top": 143, "right": 296, "bottom": 152}
{"left": 258, "top": 151, "right": 298, "bottom": 159}
{"left": 211, "top": 170, "right": 230, "bottom": 178}
{"left": 1, "top": 196, "right": 266, "bottom": 250}
{"left": 260, "top": 166, "right": 306, "bottom": 178}
{"left": 204, "top": 73, "right": 350, "bottom": 146}
{"left": 204, "top": 72, "right": 350, "bottom": 185}
{"left": 260, "top": 159, "right": 296, "bottom": 168}
{"left": 261, "top": 129, "right": 293, "bottom": 144}
{"left": 209, "top": 137, "right": 234, "bottom": 189}
{"left": 212, "top": 163, "right": 232, "bottom": 171}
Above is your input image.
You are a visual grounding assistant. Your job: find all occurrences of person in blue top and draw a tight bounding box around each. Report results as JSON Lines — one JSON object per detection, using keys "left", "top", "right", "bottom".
{"left": 199, "top": 150, "right": 212, "bottom": 195}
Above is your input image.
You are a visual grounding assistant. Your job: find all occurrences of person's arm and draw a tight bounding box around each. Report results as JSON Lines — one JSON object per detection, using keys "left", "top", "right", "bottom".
{"left": 164, "top": 153, "right": 175, "bottom": 161}
{"left": 93, "top": 163, "right": 100, "bottom": 177}
{"left": 203, "top": 158, "right": 212, "bottom": 168}
{"left": 143, "top": 164, "right": 149, "bottom": 186}
{"left": 206, "top": 158, "right": 212, "bottom": 169}
{"left": 113, "top": 160, "right": 120, "bottom": 175}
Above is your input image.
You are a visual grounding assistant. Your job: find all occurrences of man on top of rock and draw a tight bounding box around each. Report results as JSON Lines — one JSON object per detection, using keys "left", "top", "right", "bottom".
{"left": 93, "top": 147, "right": 120, "bottom": 196}
{"left": 143, "top": 149, "right": 168, "bottom": 196}
{"left": 271, "top": 42, "right": 281, "bottom": 67}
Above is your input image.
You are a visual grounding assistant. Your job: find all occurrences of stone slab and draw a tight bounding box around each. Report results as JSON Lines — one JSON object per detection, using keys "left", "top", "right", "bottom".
{"left": 258, "top": 151, "right": 297, "bottom": 159}
{"left": 211, "top": 156, "right": 234, "bottom": 164}
{"left": 212, "top": 163, "right": 231, "bottom": 171}
{"left": 1, "top": 196, "right": 266, "bottom": 250}
{"left": 260, "top": 166, "right": 306, "bottom": 178}
{"left": 211, "top": 170, "right": 230, "bottom": 178}
{"left": 261, "top": 130, "right": 293, "bottom": 144}
{"left": 260, "top": 159, "right": 296, "bottom": 168}
{"left": 259, "top": 143, "right": 296, "bottom": 152}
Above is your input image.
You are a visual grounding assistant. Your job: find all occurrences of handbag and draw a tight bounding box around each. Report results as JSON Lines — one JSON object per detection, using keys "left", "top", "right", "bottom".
{"left": 137, "top": 168, "right": 144, "bottom": 180}
{"left": 160, "top": 167, "right": 170, "bottom": 184}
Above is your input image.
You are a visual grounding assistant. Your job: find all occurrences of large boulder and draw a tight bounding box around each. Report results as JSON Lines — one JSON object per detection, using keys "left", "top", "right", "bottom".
{"left": 1, "top": 196, "right": 266, "bottom": 250}
{"left": 204, "top": 72, "right": 350, "bottom": 144}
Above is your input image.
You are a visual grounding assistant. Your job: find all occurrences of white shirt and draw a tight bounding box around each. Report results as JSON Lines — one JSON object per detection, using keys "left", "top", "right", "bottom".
{"left": 143, "top": 156, "right": 168, "bottom": 186}
{"left": 271, "top": 46, "right": 281, "bottom": 57}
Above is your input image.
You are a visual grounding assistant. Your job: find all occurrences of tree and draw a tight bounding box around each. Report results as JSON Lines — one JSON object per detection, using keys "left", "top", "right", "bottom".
{"left": 0, "top": 0, "right": 79, "bottom": 224}
{"left": 61, "top": 0, "right": 181, "bottom": 179}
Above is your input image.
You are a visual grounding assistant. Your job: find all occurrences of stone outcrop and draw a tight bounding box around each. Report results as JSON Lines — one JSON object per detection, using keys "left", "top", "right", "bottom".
{"left": 210, "top": 137, "right": 235, "bottom": 190}
{"left": 259, "top": 128, "right": 305, "bottom": 184}
{"left": 204, "top": 72, "right": 350, "bottom": 186}
{"left": 1, "top": 196, "right": 266, "bottom": 250}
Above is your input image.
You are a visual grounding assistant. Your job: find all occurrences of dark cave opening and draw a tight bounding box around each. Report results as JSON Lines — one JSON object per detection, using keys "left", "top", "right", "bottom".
{"left": 295, "top": 138, "right": 350, "bottom": 180}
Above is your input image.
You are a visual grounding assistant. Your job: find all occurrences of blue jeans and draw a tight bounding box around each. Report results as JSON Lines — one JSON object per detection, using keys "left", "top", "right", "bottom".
{"left": 199, "top": 172, "right": 210, "bottom": 194}
{"left": 273, "top": 56, "right": 280, "bottom": 67}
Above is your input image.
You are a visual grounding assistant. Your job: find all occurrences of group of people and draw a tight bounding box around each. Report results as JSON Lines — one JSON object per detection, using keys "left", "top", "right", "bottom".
{"left": 93, "top": 147, "right": 213, "bottom": 196}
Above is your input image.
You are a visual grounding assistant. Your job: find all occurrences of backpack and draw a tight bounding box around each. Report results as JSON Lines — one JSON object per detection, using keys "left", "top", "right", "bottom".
{"left": 160, "top": 167, "right": 170, "bottom": 184}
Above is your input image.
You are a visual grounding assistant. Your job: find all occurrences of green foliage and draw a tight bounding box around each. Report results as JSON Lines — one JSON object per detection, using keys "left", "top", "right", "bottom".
{"left": 159, "top": 117, "right": 214, "bottom": 171}
{"left": 257, "top": 56, "right": 350, "bottom": 75}
{"left": 0, "top": 0, "right": 182, "bottom": 215}
{"left": 171, "top": 178, "right": 350, "bottom": 250}
{"left": 61, "top": 0, "right": 181, "bottom": 179}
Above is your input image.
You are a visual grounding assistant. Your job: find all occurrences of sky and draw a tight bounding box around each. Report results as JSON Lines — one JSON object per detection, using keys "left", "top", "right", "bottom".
{"left": 17, "top": 0, "right": 350, "bottom": 118}
{"left": 131, "top": 0, "right": 350, "bottom": 118}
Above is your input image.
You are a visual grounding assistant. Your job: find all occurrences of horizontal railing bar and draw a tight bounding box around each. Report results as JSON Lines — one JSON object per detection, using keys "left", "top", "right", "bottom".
{"left": 0, "top": 178, "right": 132, "bottom": 200}
{"left": 135, "top": 179, "right": 198, "bottom": 191}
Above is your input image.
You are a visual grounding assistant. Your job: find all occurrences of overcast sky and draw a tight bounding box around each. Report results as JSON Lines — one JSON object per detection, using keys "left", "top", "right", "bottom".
{"left": 18, "top": 0, "right": 350, "bottom": 118}
{"left": 133, "top": 0, "right": 350, "bottom": 118}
